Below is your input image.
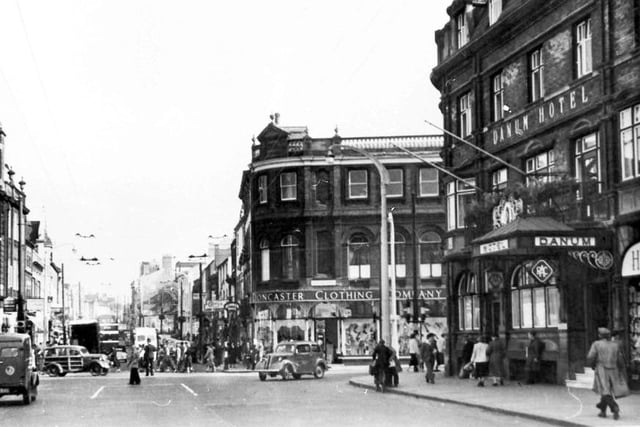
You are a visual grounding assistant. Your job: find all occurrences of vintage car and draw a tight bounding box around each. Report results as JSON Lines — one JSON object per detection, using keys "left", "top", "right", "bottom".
{"left": 256, "top": 341, "right": 328, "bottom": 381}
{"left": 0, "top": 333, "right": 39, "bottom": 404}
{"left": 43, "top": 345, "right": 110, "bottom": 377}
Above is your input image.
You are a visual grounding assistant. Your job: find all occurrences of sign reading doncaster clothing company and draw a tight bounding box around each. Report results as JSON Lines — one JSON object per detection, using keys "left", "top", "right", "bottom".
{"left": 534, "top": 236, "right": 596, "bottom": 247}
{"left": 622, "top": 242, "right": 640, "bottom": 277}
{"left": 252, "top": 288, "right": 446, "bottom": 304}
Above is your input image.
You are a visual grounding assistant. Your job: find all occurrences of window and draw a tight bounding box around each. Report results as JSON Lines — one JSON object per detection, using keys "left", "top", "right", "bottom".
{"left": 315, "top": 231, "right": 334, "bottom": 277}
{"left": 525, "top": 150, "right": 555, "bottom": 185}
{"left": 492, "top": 72, "right": 504, "bottom": 121}
{"left": 491, "top": 168, "right": 508, "bottom": 191}
{"left": 446, "top": 179, "right": 476, "bottom": 230}
{"left": 296, "top": 344, "right": 310, "bottom": 354}
{"left": 530, "top": 48, "right": 544, "bottom": 102}
{"left": 489, "top": 0, "right": 502, "bottom": 25}
{"left": 419, "top": 232, "right": 442, "bottom": 278}
{"left": 459, "top": 92, "right": 472, "bottom": 138}
{"left": 511, "top": 261, "right": 560, "bottom": 329}
{"left": 280, "top": 172, "right": 297, "bottom": 201}
{"left": 389, "top": 233, "right": 406, "bottom": 278}
{"left": 281, "top": 235, "right": 301, "bottom": 280}
{"left": 575, "top": 18, "right": 592, "bottom": 78}
{"left": 419, "top": 168, "right": 439, "bottom": 197}
{"left": 260, "top": 239, "right": 270, "bottom": 282}
{"left": 348, "top": 170, "right": 368, "bottom": 199}
{"left": 314, "top": 170, "right": 330, "bottom": 204}
{"left": 456, "top": 11, "right": 468, "bottom": 48}
{"left": 258, "top": 175, "right": 268, "bottom": 204}
{"left": 348, "top": 234, "right": 370, "bottom": 280}
{"left": 575, "top": 133, "right": 601, "bottom": 198}
{"left": 387, "top": 169, "right": 403, "bottom": 198}
{"left": 620, "top": 103, "right": 640, "bottom": 180}
{"left": 458, "top": 273, "right": 479, "bottom": 331}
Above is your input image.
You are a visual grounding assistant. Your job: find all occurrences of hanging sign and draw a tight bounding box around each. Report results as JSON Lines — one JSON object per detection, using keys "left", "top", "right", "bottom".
{"left": 622, "top": 242, "right": 640, "bottom": 277}
{"left": 569, "top": 250, "right": 614, "bottom": 271}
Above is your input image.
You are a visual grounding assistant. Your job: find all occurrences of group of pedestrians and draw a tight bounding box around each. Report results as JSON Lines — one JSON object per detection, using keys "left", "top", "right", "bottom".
{"left": 370, "top": 339, "right": 402, "bottom": 392}
{"left": 126, "top": 338, "right": 158, "bottom": 385}
{"left": 407, "top": 332, "right": 444, "bottom": 384}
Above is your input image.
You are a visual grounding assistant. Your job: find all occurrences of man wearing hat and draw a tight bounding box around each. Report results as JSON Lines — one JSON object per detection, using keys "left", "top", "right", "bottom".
{"left": 586, "top": 327, "right": 629, "bottom": 420}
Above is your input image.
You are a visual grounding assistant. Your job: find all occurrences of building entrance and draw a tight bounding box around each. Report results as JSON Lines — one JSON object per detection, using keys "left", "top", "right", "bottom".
{"left": 586, "top": 281, "right": 609, "bottom": 351}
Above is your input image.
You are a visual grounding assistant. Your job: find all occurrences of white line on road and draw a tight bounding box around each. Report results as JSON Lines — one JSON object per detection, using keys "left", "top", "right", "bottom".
{"left": 181, "top": 383, "right": 198, "bottom": 397}
{"left": 90, "top": 386, "right": 104, "bottom": 399}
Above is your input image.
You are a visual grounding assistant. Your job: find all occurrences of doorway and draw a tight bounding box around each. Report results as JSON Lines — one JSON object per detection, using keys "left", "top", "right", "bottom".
{"left": 489, "top": 295, "right": 502, "bottom": 337}
{"left": 585, "top": 281, "right": 609, "bottom": 350}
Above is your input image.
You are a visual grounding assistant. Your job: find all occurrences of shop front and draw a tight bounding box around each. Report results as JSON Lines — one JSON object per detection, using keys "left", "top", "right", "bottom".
{"left": 251, "top": 287, "right": 447, "bottom": 362}
{"left": 622, "top": 241, "right": 640, "bottom": 389}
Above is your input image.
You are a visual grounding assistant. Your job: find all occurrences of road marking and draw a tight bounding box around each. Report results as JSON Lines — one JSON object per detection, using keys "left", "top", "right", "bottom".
{"left": 152, "top": 400, "right": 172, "bottom": 407}
{"left": 181, "top": 383, "right": 198, "bottom": 396}
{"left": 90, "top": 386, "right": 104, "bottom": 399}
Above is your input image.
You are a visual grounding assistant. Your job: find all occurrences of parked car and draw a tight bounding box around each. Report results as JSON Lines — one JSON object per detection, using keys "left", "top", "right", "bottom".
{"left": 0, "top": 333, "right": 39, "bottom": 404}
{"left": 43, "top": 345, "right": 110, "bottom": 377}
{"left": 256, "top": 341, "right": 328, "bottom": 381}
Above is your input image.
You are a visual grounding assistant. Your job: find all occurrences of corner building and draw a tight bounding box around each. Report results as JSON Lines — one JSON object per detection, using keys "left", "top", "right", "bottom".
{"left": 238, "top": 120, "right": 446, "bottom": 362}
{"left": 431, "top": 0, "right": 640, "bottom": 385}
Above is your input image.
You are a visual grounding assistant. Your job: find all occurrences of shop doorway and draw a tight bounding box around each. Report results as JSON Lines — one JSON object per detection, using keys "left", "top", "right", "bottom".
{"left": 586, "top": 281, "right": 609, "bottom": 350}
{"left": 315, "top": 319, "right": 338, "bottom": 362}
{"left": 489, "top": 298, "right": 501, "bottom": 337}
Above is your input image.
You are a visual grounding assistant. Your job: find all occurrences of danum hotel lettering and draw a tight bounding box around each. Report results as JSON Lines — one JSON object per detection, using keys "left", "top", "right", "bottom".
{"left": 488, "top": 83, "right": 593, "bottom": 150}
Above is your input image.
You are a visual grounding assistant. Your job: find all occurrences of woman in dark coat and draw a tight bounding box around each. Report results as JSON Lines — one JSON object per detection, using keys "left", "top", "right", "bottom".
{"left": 525, "top": 332, "right": 545, "bottom": 384}
{"left": 487, "top": 333, "right": 506, "bottom": 386}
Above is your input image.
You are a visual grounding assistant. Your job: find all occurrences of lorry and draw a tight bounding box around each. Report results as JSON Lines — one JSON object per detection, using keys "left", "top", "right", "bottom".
{"left": 68, "top": 320, "right": 100, "bottom": 354}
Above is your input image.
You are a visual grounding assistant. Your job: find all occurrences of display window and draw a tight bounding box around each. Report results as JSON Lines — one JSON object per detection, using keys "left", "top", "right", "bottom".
{"left": 344, "top": 319, "right": 376, "bottom": 356}
{"left": 629, "top": 283, "right": 640, "bottom": 383}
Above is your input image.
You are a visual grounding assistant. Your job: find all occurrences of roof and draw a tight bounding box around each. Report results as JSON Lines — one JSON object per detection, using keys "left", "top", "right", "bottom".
{"left": 473, "top": 216, "right": 574, "bottom": 244}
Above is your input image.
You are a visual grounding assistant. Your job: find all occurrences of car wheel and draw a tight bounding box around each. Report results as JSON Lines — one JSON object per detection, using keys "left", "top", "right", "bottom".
{"left": 258, "top": 372, "right": 267, "bottom": 381}
{"left": 100, "top": 368, "right": 108, "bottom": 376}
{"left": 90, "top": 364, "right": 102, "bottom": 376}
{"left": 313, "top": 364, "right": 325, "bottom": 379}
{"left": 46, "top": 365, "right": 59, "bottom": 377}
{"left": 281, "top": 364, "right": 294, "bottom": 381}
{"left": 59, "top": 372, "right": 67, "bottom": 377}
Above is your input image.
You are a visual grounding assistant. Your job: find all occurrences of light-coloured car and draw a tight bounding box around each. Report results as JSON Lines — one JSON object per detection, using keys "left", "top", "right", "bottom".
{"left": 256, "top": 341, "right": 328, "bottom": 381}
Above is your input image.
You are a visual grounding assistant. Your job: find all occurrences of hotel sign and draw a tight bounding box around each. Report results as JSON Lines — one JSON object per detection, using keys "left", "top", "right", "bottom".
{"left": 252, "top": 288, "right": 446, "bottom": 303}
{"left": 535, "top": 236, "right": 596, "bottom": 247}
{"left": 622, "top": 242, "right": 640, "bottom": 277}
{"left": 480, "top": 239, "right": 509, "bottom": 254}
{"left": 486, "top": 81, "right": 596, "bottom": 151}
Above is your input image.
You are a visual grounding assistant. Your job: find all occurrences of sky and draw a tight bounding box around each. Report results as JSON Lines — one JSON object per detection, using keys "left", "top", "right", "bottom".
{"left": 0, "top": 0, "right": 451, "bottom": 295}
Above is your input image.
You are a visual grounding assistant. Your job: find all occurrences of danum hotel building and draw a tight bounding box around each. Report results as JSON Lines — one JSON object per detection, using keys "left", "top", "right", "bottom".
{"left": 431, "top": 0, "right": 640, "bottom": 386}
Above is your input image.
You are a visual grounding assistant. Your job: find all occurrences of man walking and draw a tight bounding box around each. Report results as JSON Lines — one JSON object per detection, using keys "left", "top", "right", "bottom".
{"left": 420, "top": 333, "right": 437, "bottom": 384}
{"left": 587, "top": 327, "right": 629, "bottom": 420}
{"left": 409, "top": 332, "right": 420, "bottom": 372}
{"left": 487, "top": 332, "right": 506, "bottom": 386}
{"left": 372, "top": 339, "right": 391, "bottom": 392}
{"left": 525, "top": 332, "right": 544, "bottom": 384}
{"left": 143, "top": 338, "right": 156, "bottom": 377}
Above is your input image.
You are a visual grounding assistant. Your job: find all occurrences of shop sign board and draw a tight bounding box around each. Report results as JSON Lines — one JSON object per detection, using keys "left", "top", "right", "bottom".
{"left": 26, "top": 298, "right": 44, "bottom": 312}
{"left": 311, "top": 279, "right": 337, "bottom": 287}
{"left": 622, "top": 242, "right": 640, "bottom": 277}
{"left": 534, "top": 236, "right": 596, "bottom": 247}
{"left": 480, "top": 239, "right": 509, "bottom": 254}
{"left": 252, "top": 288, "right": 446, "bottom": 303}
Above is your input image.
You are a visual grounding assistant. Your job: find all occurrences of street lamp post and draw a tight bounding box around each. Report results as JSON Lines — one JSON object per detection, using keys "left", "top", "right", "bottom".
{"left": 328, "top": 144, "right": 391, "bottom": 344}
{"left": 189, "top": 254, "right": 207, "bottom": 360}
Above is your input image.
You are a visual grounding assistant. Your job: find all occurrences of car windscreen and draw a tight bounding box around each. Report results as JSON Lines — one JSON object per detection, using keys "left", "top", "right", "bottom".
{"left": 275, "top": 344, "right": 295, "bottom": 353}
{"left": 0, "top": 347, "right": 19, "bottom": 357}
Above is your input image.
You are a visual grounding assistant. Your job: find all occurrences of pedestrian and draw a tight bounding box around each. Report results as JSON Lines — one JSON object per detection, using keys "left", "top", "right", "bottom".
{"left": 409, "top": 332, "right": 420, "bottom": 373}
{"left": 487, "top": 332, "right": 506, "bottom": 386}
{"left": 223, "top": 341, "right": 230, "bottom": 370}
{"left": 420, "top": 334, "right": 437, "bottom": 384}
{"left": 371, "top": 339, "right": 391, "bottom": 392}
{"left": 204, "top": 343, "right": 215, "bottom": 372}
{"left": 127, "top": 345, "right": 141, "bottom": 385}
{"left": 470, "top": 335, "right": 489, "bottom": 387}
{"left": 524, "top": 331, "right": 545, "bottom": 384}
{"left": 184, "top": 343, "right": 194, "bottom": 373}
{"left": 587, "top": 327, "right": 629, "bottom": 420}
{"left": 461, "top": 335, "right": 475, "bottom": 378}
{"left": 109, "top": 347, "right": 121, "bottom": 372}
{"left": 143, "top": 338, "right": 156, "bottom": 377}
{"left": 439, "top": 333, "right": 448, "bottom": 374}
{"left": 386, "top": 347, "right": 401, "bottom": 387}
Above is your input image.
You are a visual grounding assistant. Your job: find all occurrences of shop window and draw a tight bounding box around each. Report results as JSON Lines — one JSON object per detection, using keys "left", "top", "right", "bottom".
{"left": 491, "top": 168, "right": 508, "bottom": 192}
{"left": 456, "top": 11, "right": 468, "bottom": 48}
{"left": 459, "top": 92, "right": 472, "bottom": 138}
{"left": 389, "top": 233, "right": 406, "bottom": 278}
{"left": 259, "top": 239, "right": 270, "bottom": 282}
{"left": 419, "top": 168, "right": 439, "bottom": 197}
{"left": 348, "top": 170, "right": 368, "bottom": 199}
{"left": 419, "top": 232, "right": 442, "bottom": 278}
{"left": 575, "top": 17, "right": 592, "bottom": 78}
{"left": 458, "top": 272, "right": 479, "bottom": 331}
{"left": 574, "top": 133, "right": 601, "bottom": 199}
{"left": 492, "top": 71, "right": 504, "bottom": 122}
{"left": 344, "top": 319, "right": 376, "bottom": 356}
{"left": 488, "top": 0, "right": 502, "bottom": 25}
{"left": 258, "top": 175, "right": 268, "bottom": 204}
{"left": 348, "top": 234, "right": 370, "bottom": 280}
{"left": 280, "top": 172, "right": 297, "bottom": 201}
{"left": 281, "top": 235, "right": 301, "bottom": 280}
{"left": 510, "top": 261, "right": 560, "bottom": 329}
{"left": 529, "top": 48, "right": 544, "bottom": 102}
{"left": 386, "top": 168, "right": 403, "bottom": 198}
{"left": 619, "top": 103, "right": 640, "bottom": 181}
{"left": 315, "top": 231, "right": 334, "bottom": 277}
{"left": 446, "top": 179, "right": 476, "bottom": 230}
{"left": 525, "top": 150, "right": 555, "bottom": 185}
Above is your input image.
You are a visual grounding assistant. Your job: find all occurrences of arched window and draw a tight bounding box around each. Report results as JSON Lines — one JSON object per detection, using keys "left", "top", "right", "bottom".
{"left": 389, "top": 233, "right": 406, "bottom": 278}
{"left": 281, "top": 235, "right": 300, "bottom": 280}
{"left": 458, "top": 272, "right": 479, "bottom": 331}
{"left": 511, "top": 260, "right": 560, "bottom": 329}
{"left": 419, "top": 232, "right": 442, "bottom": 278}
{"left": 348, "top": 234, "right": 370, "bottom": 280}
{"left": 260, "top": 239, "right": 270, "bottom": 282}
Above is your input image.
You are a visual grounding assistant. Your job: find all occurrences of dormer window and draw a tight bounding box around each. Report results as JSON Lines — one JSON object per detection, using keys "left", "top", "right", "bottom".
{"left": 488, "top": 0, "right": 502, "bottom": 26}
{"left": 456, "top": 11, "right": 468, "bottom": 48}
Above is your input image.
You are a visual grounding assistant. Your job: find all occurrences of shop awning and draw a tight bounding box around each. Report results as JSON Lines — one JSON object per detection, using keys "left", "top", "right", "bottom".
{"left": 472, "top": 216, "right": 573, "bottom": 245}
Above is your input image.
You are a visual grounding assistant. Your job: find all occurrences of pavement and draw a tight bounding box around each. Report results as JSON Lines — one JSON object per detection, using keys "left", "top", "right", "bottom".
{"left": 348, "top": 369, "right": 640, "bottom": 427}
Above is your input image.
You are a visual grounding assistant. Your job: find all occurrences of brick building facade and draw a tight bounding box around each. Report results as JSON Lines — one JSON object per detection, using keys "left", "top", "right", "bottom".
{"left": 431, "top": 0, "right": 640, "bottom": 385}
